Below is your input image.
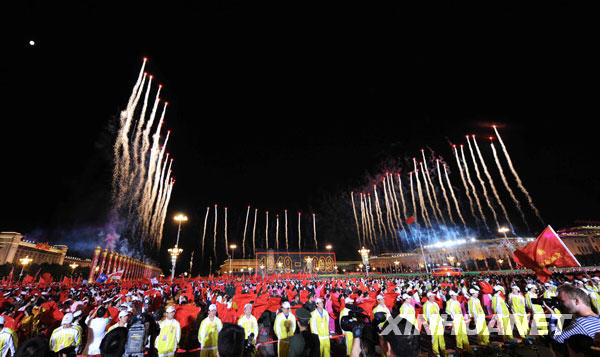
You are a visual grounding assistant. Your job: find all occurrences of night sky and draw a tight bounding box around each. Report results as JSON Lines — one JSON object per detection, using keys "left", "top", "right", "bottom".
{"left": 2, "top": 0, "right": 598, "bottom": 274}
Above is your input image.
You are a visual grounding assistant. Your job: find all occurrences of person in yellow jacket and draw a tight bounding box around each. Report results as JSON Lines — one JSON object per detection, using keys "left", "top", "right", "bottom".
{"left": 589, "top": 289, "right": 600, "bottom": 314}
{"left": 49, "top": 313, "right": 81, "bottom": 354}
{"left": 274, "top": 301, "right": 296, "bottom": 357}
{"left": 492, "top": 286, "right": 513, "bottom": 340}
{"left": 525, "top": 284, "right": 547, "bottom": 335}
{"left": 0, "top": 316, "right": 16, "bottom": 357}
{"left": 508, "top": 286, "right": 528, "bottom": 337}
{"left": 399, "top": 294, "right": 417, "bottom": 328}
{"left": 446, "top": 291, "right": 469, "bottom": 351}
{"left": 467, "top": 289, "right": 489, "bottom": 346}
{"left": 339, "top": 297, "right": 354, "bottom": 356}
{"left": 199, "top": 304, "right": 222, "bottom": 357}
{"left": 238, "top": 304, "right": 259, "bottom": 342}
{"left": 310, "top": 298, "right": 330, "bottom": 357}
{"left": 423, "top": 292, "right": 445, "bottom": 357}
{"left": 372, "top": 295, "right": 391, "bottom": 330}
{"left": 156, "top": 306, "right": 181, "bottom": 357}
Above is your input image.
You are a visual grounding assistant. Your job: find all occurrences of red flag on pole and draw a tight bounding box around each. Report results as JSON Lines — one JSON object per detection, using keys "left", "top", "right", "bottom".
{"left": 513, "top": 225, "right": 580, "bottom": 282}
{"left": 7, "top": 267, "right": 14, "bottom": 282}
{"left": 406, "top": 216, "right": 415, "bottom": 225}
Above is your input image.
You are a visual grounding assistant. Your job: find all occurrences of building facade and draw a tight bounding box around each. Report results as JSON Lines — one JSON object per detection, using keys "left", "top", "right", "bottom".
{"left": 0, "top": 232, "right": 68, "bottom": 265}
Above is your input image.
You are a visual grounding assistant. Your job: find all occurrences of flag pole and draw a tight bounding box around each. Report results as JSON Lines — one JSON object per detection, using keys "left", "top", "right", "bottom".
{"left": 548, "top": 225, "right": 581, "bottom": 267}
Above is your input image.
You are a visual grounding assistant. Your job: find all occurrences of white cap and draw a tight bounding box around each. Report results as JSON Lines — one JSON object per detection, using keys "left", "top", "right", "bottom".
{"left": 512, "top": 286, "right": 520, "bottom": 291}
{"left": 73, "top": 310, "right": 82, "bottom": 318}
{"left": 62, "top": 313, "right": 74, "bottom": 325}
{"left": 0, "top": 316, "right": 5, "bottom": 325}
{"left": 402, "top": 294, "right": 410, "bottom": 300}
{"left": 494, "top": 285, "right": 503, "bottom": 292}
{"left": 315, "top": 298, "right": 323, "bottom": 304}
{"left": 244, "top": 303, "right": 252, "bottom": 310}
{"left": 427, "top": 292, "right": 435, "bottom": 297}
{"left": 593, "top": 277, "right": 600, "bottom": 281}
{"left": 544, "top": 283, "right": 550, "bottom": 287}
{"left": 166, "top": 306, "right": 176, "bottom": 313}
{"left": 281, "top": 301, "right": 291, "bottom": 309}
{"left": 449, "top": 290, "right": 458, "bottom": 296}
{"left": 377, "top": 295, "right": 385, "bottom": 300}
{"left": 469, "top": 289, "right": 479, "bottom": 295}
{"left": 583, "top": 278, "right": 589, "bottom": 282}
{"left": 209, "top": 304, "right": 217, "bottom": 311}
{"left": 344, "top": 297, "right": 354, "bottom": 304}
{"left": 118, "top": 311, "right": 130, "bottom": 318}
{"left": 527, "top": 284, "right": 536, "bottom": 290}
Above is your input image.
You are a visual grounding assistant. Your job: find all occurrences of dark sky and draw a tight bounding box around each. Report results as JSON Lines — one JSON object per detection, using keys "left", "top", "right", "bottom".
{"left": 2, "top": 0, "right": 599, "bottom": 273}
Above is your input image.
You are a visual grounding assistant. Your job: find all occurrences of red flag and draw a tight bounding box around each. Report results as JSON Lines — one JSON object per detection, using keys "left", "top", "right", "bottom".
{"left": 406, "top": 216, "right": 415, "bottom": 225}
{"left": 41, "top": 272, "right": 53, "bottom": 283}
{"left": 513, "top": 225, "right": 580, "bottom": 282}
{"left": 23, "top": 275, "right": 34, "bottom": 284}
{"left": 7, "top": 267, "right": 13, "bottom": 282}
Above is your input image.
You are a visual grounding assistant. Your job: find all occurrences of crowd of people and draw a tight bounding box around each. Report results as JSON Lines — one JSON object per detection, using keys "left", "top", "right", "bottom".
{"left": 1, "top": 269, "right": 600, "bottom": 356}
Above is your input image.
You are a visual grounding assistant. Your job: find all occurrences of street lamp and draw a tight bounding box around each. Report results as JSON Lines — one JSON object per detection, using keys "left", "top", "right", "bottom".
{"left": 498, "top": 227, "right": 510, "bottom": 238}
{"left": 229, "top": 244, "right": 237, "bottom": 275}
{"left": 170, "top": 213, "right": 188, "bottom": 282}
{"left": 277, "top": 261, "right": 283, "bottom": 274}
{"left": 19, "top": 256, "right": 33, "bottom": 280}
{"left": 69, "top": 263, "right": 79, "bottom": 279}
{"left": 305, "top": 256, "right": 314, "bottom": 274}
{"left": 497, "top": 258, "right": 504, "bottom": 269}
{"left": 358, "top": 247, "right": 370, "bottom": 276}
{"left": 325, "top": 244, "right": 332, "bottom": 252}
{"left": 394, "top": 261, "right": 399, "bottom": 273}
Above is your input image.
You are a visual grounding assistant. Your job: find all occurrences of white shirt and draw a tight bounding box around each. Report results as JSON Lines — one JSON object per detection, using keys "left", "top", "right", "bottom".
{"left": 0, "top": 329, "right": 15, "bottom": 357}
{"left": 83, "top": 317, "right": 111, "bottom": 355}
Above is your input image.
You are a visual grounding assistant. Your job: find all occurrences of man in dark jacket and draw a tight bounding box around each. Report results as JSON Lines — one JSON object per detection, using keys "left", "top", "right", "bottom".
{"left": 288, "top": 308, "right": 319, "bottom": 357}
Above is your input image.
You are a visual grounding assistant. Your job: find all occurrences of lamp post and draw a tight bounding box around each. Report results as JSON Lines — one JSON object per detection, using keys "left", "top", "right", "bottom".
{"left": 229, "top": 244, "right": 237, "bottom": 276}
{"left": 305, "top": 256, "right": 314, "bottom": 274}
{"left": 394, "top": 260, "right": 399, "bottom": 273}
{"left": 358, "top": 247, "right": 370, "bottom": 276}
{"left": 69, "top": 263, "right": 79, "bottom": 279}
{"left": 19, "top": 256, "right": 33, "bottom": 281}
{"left": 498, "top": 227, "right": 509, "bottom": 238}
{"left": 170, "top": 214, "right": 188, "bottom": 282}
{"left": 277, "top": 261, "right": 283, "bottom": 274}
{"left": 325, "top": 244, "right": 332, "bottom": 252}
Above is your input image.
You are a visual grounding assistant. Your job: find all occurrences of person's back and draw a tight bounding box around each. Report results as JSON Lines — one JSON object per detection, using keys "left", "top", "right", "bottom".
{"left": 84, "top": 315, "right": 110, "bottom": 355}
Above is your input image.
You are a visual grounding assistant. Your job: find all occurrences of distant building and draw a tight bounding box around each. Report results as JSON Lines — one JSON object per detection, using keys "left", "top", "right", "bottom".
{"left": 63, "top": 256, "right": 93, "bottom": 268}
{"left": 556, "top": 225, "right": 600, "bottom": 256}
{"left": 0, "top": 232, "right": 68, "bottom": 265}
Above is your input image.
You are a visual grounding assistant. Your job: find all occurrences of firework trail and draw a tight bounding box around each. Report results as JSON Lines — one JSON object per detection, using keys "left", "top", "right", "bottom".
{"left": 436, "top": 159, "right": 456, "bottom": 227}
{"left": 472, "top": 135, "right": 513, "bottom": 231}
{"left": 242, "top": 206, "right": 250, "bottom": 257}
{"left": 420, "top": 162, "right": 439, "bottom": 225}
{"left": 409, "top": 172, "right": 417, "bottom": 224}
{"left": 388, "top": 173, "right": 405, "bottom": 232}
{"left": 362, "top": 193, "right": 373, "bottom": 247}
{"left": 443, "top": 163, "right": 467, "bottom": 229}
{"left": 413, "top": 159, "right": 431, "bottom": 228}
{"left": 396, "top": 174, "right": 409, "bottom": 224}
{"left": 150, "top": 159, "right": 172, "bottom": 243}
{"left": 140, "top": 105, "right": 167, "bottom": 237}
{"left": 350, "top": 193, "right": 362, "bottom": 247}
{"left": 265, "top": 211, "right": 269, "bottom": 250}
{"left": 366, "top": 194, "right": 378, "bottom": 250}
{"left": 493, "top": 125, "right": 544, "bottom": 224}
{"left": 491, "top": 142, "right": 529, "bottom": 230}
{"left": 252, "top": 208, "right": 257, "bottom": 256}
{"left": 113, "top": 61, "right": 146, "bottom": 201}
{"left": 359, "top": 194, "right": 369, "bottom": 247}
{"left": 156, "top": 178, "right": 173, "bottom": 249}
{"left": 312, "top": 213, "right": 318, "bottom": 250}
{"left": 422, "top": 151, "right": 445, "bottom": 226}
{"left": 453, "top": 145, "right": 477, "bottom": 223}
{"left": 385, "top": 174, "right": 400, "bottom": 229}
{"left": 461, "top": 145, "right": 489, "bottom": 230}
{"left": 467, "top": 135, "right": 499, "bottom": 229}
{"left": 224, "top": 207, "right": 229, "bottom": 256}
{"left": 284, "top": 209, "right": 289, "bottom": 251}
{"left": 276, "top": 214, "right": 280, "bottom": 251}
{"left": 381, "top": 179, "right": 396, "bottom": 237}
{"left": 213, "top": 204, "right": 218, "bottom": 258}
{"left": 297, "top": 212, "right": 302, "bottom": 251}
{"left": 372, "top": 186, "right": 388, "bottom": 237}
{"left": 201, "top": 206, "right": 210, "bottom": 259}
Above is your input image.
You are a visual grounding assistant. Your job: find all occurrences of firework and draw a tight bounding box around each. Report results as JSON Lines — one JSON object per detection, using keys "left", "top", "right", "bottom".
{"left": 381, "top": 179, "right": 396, "bottom": 238}
{"left": 472, "top": 135, "right": 513, "bottom": 231}
{"left": 413, "top": 159, "right": 430, "bottom": 228}
{"left": 297, "top": 212, "right": 302, "bottom": 251}
{"left": 350, "top": 193, "right": 362, "bottom": 247}
{"left": 436, "top": 159, "right": 456, "bottom": 227}
{"left": 285, "top": 209, "right": 289, "bottom": 251}
{"left": 213, "top": 204, "right": 218, "bottom": 258}
{"left": 461, "top": 145, "right": 489, "bottom": 229}
{"left": 252, "top": 208, "right": 258, "bottom": 256}
{"left": 443, "top": 163, "right": 467, "bottom": 229}
{"left": 409, "top": 172, "right": 417, "bottom": 224}
{"left": 265, "top": 211, "right": 269, "bottom": 250}
{"left": 493, "top": 125, "right": 543, "bottom": 224}
{"left": 453, "top": 145, "right": 477, "bottom": 223}
{"left": 201, "top": 206, "right": 210, "bottom": 259}
{"left": 276, "top": 214, "right": 280, "bottom": 251}
{"left": 366, "top": 194, "right": 378, "bottom": 249}
{"left": 372, "top": 186, "right": 387, "bottom": 238}
{"left": 224, "top": 207, "right": 229, "bottom": 256}
{"left": 420, "top": 162, "right": 438, "bottom": 226}
{"left": 422, "top": 151, "right": 445, "bottom": 225}
{"left": 388, "top": 173, "right": 405, "bottom": 232}
{"left": 396, "top": 174, "right": 409, "bottom": 224}
{"left": 491, "top": 142, "right": 529, "bottom": 230}
{"left": 359, "top": 194, "right": 369, "bottom": 247}
{"left": 467, "top": 135, "right": 499, "bottom": 229}
{"left": 242, "top": 206, "right": 250, "bottom": 258}
{"left": 312, "top": 213, "right": 317, "bottom": 250}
